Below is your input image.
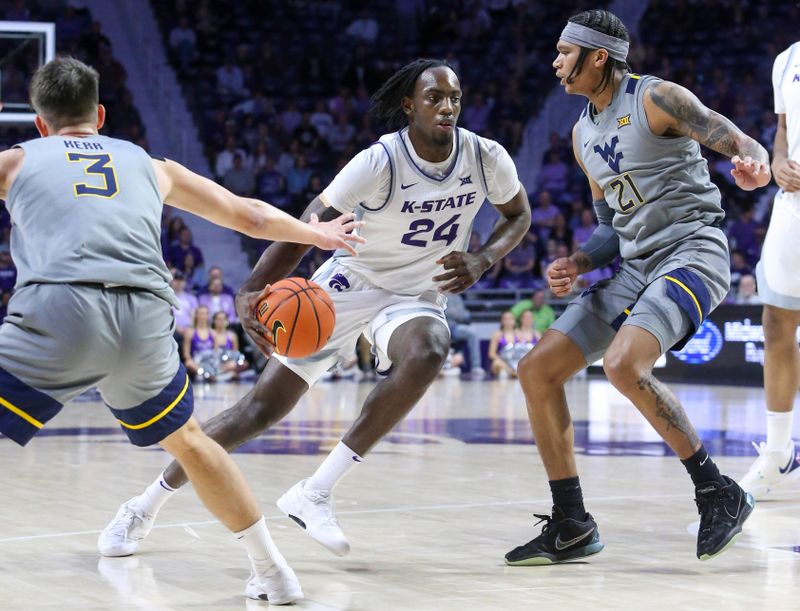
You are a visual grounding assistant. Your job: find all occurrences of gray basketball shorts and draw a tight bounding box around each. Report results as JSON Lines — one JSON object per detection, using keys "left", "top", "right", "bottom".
{"left": 0, "top": 283, "right": 192, "bottom": 447}
{"left": 551, "top": 231, "right": 731, "bottom": 365}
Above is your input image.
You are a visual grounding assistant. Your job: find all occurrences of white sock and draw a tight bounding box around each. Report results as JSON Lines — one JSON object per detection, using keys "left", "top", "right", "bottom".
{"left": 767, "top": 410, "right": 794, "bottom": 452}
{"left": 233, "top": 515, "right": 285, "bottom": 572}
{"left": 305, "top": 441, "right": 362, "bottom": 491}
{"left": 135, "top": 471, "right": 177, "bottom": 515}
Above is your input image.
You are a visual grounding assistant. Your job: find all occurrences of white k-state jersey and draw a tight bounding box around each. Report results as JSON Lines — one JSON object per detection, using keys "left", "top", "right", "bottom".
{"left": 320, "top": 127, "right": 520, "bottom": 295}
{"left": 774, "top": 42, "right": 800, "bottom": 163}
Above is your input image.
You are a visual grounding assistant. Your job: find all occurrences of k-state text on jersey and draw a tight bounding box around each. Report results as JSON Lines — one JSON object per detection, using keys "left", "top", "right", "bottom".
{"left": 400, "top": 190, "right": 477, "bottom": 214}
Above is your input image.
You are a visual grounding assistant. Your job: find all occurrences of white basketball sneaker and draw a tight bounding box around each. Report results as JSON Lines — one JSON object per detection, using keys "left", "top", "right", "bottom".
{"left": 97, "top": 497, "right": 155, "bottom": 557}
{"left": 276, "top": 479, "right": 350, "bottom": 556}
{"left": 739, "top": 441, "right": 800, "bottom": 499}
{"left": 245, "top": 563, "right": 303, "bottom": 605}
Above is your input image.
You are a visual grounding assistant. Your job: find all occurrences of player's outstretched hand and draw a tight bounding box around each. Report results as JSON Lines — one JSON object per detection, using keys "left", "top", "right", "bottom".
{"left": 433, "top": 251, "right": 489, "bottom": 294}
{"left": 235, "top": 285, "right": 275, "bottom": 356}
{"left": 309, "top": 212, "right": 366, "bottom": 256}
{"left": 731, "top": 155, "right": 771, "bottom": 191}
{"left": 773, "top": 158, "right": 800, "bottom": 193}
{"left": 546, "top": 257, "right": 578, "bottom": 297}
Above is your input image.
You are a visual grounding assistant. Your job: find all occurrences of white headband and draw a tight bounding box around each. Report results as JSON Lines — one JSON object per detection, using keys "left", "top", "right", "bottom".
{"left": 560, "top": 22, "right": 629, "bottom": 62}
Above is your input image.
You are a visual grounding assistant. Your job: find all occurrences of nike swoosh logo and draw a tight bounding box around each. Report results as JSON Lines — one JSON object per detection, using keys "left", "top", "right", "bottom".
{"left": 352, "top": 455, "right": 362, "bottom": 462}
{"left": 723, "top": 487, "right": 742, "bottom": 520}
{"left": 779, "top": 451, "right": 799, "bottom": 474}
{"left": 583, "top": 140, "right": 590, "bottom": 147}
{"left": 700, "top": 454, "right": 709, "bottom": 466}
{"left": 554, "top": 526, "right": 595, "bottom": 550}
{"left": 400, "top": 182, "right": 418, "bottom": 189}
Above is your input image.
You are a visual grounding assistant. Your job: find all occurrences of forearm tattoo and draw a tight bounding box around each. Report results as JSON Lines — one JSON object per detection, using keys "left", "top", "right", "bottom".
{"left": 649, "top": 82, "right": 768, "bottom": 163}
{"left": 571, "top": 251, "right": 593, "bottom": 274}
{"left": 636, "top": 373, "right": 701, "bottom": 447}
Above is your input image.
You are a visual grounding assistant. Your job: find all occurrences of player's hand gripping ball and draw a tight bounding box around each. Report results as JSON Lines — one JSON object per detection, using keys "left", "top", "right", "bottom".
{"left": 255, "top": 278, "right": 336, "bottom": 358}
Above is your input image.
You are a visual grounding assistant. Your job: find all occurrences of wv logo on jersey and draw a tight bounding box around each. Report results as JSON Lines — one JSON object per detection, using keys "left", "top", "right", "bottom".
{"left": 329, "top": 273, "right": 351, "bottom": 292}
{"left": 594, "top": 136, "right": 624, "bottom": 173}
{"left": 616, "top": 114, "right": 631, "bottom": 128}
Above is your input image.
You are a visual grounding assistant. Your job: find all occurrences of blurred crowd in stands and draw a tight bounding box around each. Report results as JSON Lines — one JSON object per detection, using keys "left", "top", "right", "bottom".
{"left": 0, "top": 0, "right": 795, "bottom": 378}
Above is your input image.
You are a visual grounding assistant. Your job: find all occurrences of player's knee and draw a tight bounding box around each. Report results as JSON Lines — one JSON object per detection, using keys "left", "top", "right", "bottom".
{"left": 763, "top": 307, "right": 800, "bottom": 345}
{"left": 517, "top": 350, "right": 538, "bottom": 381}
{"left": 403, "top": 337, "right": 450, "bottom": 374}
{"left": 518, "top": 347, "right": 565, "bottom": 386}
{"left": 160, "top": 417, "right": 206, "bottom": 457}
{"left": 602, "top": 348, "right": 643, "bottom": 391}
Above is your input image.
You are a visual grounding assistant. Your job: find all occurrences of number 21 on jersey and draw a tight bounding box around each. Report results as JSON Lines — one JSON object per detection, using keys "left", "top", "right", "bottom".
{"left": 66, "top": 152, "right": 119, "bottom": 199}
{"left": 608, "top": 173, "right": 644, "bottom": 213}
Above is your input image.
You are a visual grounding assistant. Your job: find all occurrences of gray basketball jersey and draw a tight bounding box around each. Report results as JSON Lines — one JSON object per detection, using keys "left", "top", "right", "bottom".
{"left": 6, "top": 135, "right": 178, "bottom": 306}
{"left": 576, "top": 74, "right": 724, "bottom": 259}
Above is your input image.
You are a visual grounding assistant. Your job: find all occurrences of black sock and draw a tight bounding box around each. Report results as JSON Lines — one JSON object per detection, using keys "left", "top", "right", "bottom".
{"left": 549, "top": 476, "right": 586, "bottom": 520}
{"left": 681, "top": 445, "right": 725, "bottom": 486}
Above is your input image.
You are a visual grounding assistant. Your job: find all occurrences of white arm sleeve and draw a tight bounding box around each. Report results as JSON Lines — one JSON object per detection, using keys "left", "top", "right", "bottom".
{"left": 320, "top": 144, "right": 391, "bottom": 213}
{"left": 479, "top": 137, "right": 522, "bottom": 205}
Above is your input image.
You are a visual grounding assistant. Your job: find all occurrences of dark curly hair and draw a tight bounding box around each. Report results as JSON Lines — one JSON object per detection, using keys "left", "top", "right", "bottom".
{"left": 566, "top": 9, "right": 630, "bottom": 94}
{"left": 370, "top": 58, "right": 457, "bottom": 130}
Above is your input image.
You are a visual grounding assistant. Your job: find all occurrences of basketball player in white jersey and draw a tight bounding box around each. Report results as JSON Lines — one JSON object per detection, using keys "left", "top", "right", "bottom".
{"left": 100, "top": 58, "right": 531, "bottom": 558}
{"left": 0, "top": 57, "right": 364, "bottom": 603}
{"left": 739, "top": 42, "right": 800, "bottom": 497}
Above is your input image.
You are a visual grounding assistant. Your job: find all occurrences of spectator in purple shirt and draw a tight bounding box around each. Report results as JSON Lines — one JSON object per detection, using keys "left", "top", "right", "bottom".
{"left": 203, "top": 266, "right": 236, "bottom": 297}
{"left": 183, "top": 252, "right": 206, "bottom": 293}
{"left": 169, "top": 227, "right": 204, "bottom": 271}
{"left": 462, "top": 91, "right": 493, "bottom": 133}
{"left": 572, "top": 208, "right": 598, "bottom": 246}
{"left": 499, "top": 240, "right": 537, "bottom": 290}
{"left": 538, "top": 150, "right": 569, "bottom": 196}
{"left": 726, "top": 205, "right": 764, "bottom": 267}
{"left": 530, "top": 190, "right": 560, "bottom": 239}
{"left": 199, "top": 277, "right": 237, "bottom": 323}
{"left": 171, "top": 271, "right": 199, "bottom": 334}
{"left": 729, "top": 250, "right": 752, "bottom": 292}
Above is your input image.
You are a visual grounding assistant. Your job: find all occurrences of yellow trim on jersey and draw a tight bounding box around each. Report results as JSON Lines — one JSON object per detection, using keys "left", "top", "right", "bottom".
{"left": 0, "top": 395, "right": 44, "bottom": 429}
{"left": 664, "top": 275, "right": 703, "bottom": 321}
{"left": 623, "top": 308, "right": 631, "bottom": 315}
{"left": 117, "top": 375, "right": 189, "bottom": 430}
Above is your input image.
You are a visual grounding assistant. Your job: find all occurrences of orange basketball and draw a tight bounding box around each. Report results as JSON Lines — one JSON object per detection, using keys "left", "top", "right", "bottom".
{"left": 255, "top": 277, "right": 336, "bottom": 358}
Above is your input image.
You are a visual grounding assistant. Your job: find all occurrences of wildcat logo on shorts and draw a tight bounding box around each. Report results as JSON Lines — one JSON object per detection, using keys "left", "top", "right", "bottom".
{"left": 329, "top": 273, "right": 351, "bottom": 292}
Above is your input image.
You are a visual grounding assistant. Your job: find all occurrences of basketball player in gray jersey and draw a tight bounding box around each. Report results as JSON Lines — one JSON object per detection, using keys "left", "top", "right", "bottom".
{"left": 505, "top": 10, "right": 771, "bottom": 566}
{"left": 0, "top": 57, "right": 364, "bottom": 603}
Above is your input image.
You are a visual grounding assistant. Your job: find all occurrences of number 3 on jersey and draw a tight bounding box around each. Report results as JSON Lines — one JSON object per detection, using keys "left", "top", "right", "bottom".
{"left": 66, "top": 152, "right": 119, "bottom": 199}
{"left": 401, "top": 214, "right": 461, "bottom": 247}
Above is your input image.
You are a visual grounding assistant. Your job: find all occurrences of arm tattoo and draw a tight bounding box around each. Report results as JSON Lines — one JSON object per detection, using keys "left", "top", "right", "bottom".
{"left": 649, "top": 83, "right": 768, "bottom": 163}
{"left": 636, "top": 373, "right": 701, "bottom": 448}
{"left": 571, "top": 251, "right": 593, "bottom": 274}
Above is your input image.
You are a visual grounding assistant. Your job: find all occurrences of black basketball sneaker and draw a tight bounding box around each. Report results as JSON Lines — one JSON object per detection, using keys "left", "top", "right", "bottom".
{"left": 505, "top": 507, "right": 604, "bottom": 566}
{"left": 695, "top": 475, "right": 755, "bottom": 560}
